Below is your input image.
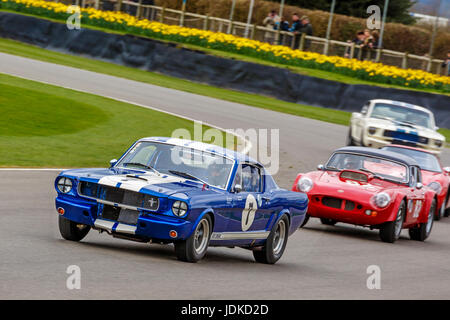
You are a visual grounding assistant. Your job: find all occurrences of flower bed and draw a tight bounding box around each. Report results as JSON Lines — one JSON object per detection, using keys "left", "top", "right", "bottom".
{"left": 1, "top": 0, "right": 449, "bottom": 93}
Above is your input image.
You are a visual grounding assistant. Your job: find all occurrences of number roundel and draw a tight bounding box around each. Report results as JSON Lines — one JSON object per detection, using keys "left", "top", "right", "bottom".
{"left": 242, "top": 194, "right": 258, "bottom": 231}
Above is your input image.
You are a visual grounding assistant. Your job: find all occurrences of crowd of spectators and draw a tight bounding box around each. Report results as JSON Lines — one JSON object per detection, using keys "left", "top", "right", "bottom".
{"left": 262, "top": 10, "right": 313, "bottom": 49}
{"left": 344, "top": 29, "right": 380, "bottom": 60}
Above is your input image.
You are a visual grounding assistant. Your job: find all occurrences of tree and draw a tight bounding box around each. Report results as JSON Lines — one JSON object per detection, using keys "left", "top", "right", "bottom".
{"left": 270, "top": 0, "right": 417, "bottom": 25}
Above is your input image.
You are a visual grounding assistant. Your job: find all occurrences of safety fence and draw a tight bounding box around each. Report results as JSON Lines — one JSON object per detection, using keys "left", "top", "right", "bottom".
{"left": 52, "top": 0, "right": 446, "bottom": 74}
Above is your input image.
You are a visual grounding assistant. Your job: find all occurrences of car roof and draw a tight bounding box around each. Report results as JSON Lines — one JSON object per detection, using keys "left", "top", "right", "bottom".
{"left": 368, "top": 99, "right": 432, "bottom": 115}
{"left": 334, "top": 146, "right": 419, "bottom": 167}
{"left": 138, "top": 137, "right": 258, "bottom": 164}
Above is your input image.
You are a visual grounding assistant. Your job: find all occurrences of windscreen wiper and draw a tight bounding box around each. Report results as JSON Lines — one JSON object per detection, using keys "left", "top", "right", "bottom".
{"left": 123, "top": 162, "right": 160, "bottom": 175}
{"left": 169, "top": 170, "right": 210, "bottom": 186}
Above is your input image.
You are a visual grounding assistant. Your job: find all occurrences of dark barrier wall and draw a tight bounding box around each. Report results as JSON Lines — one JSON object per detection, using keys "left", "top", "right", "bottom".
{"left": 1, "top": 12, "right": 449, "bottom": 128}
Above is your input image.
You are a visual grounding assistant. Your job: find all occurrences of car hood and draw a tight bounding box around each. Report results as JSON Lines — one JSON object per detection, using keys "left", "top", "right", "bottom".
{"left": 307, "top": 171, "right": 400, "bottom": 197}
{"left": 61, "top": 168, "right": 223, "bottom": 198}
{"left": 368, "top": 118, "right": 444, "bottom": 140}
{"left": 421, "top": 170, "right": 446, "bottom": 187}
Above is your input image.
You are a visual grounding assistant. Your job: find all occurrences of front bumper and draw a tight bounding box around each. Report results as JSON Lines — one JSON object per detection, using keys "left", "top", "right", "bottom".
{"left": 364, "top": 133, "right": 443, "bottom": 155}
{"left": 56, "top": 196, "right": 194, "bottom": 241}
{"left": 306, "top": 194, "right": 391, "bottom": 226}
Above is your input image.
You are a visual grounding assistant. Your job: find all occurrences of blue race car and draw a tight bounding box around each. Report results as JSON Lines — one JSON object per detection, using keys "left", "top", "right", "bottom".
{"left": 55, "top": 137, "right": 308, "bottom": 263}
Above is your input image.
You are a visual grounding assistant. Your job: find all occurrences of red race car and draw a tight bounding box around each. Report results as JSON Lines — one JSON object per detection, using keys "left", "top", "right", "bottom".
{"left": 292, "top": 147, "right": 437, "bottom": 243}
{"left": 382, "top": 144, "right": 450, "bottom": 220}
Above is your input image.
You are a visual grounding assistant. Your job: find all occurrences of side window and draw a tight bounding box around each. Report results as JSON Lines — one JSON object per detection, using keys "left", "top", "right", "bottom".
{"left": 241, "top": 164, "right": 262, "bottom": 193}
{"left": 410, "top": 167, "right": 416, "bottom": 187}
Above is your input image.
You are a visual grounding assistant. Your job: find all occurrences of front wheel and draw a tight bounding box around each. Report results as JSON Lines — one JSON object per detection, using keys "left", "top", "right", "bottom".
{"left": 58, "top": 216, "right": 91, "bottom": 241}
{"left": 174, "top": 215, "right": 212, "bottom": 263}
{"left": 409, "top": 199, "right": 435, "bottom": 241}
{"left": 253, "top": 214, "right": 290, "bottom": 264}
{"left": 444, "top": 191, "right": 450, "bottom": 218}
{"left": 379, "top": 201, "right": 405, "bottom": 243}
{"left": 346, "top": 129, "right": 356, "bottom": 146}
{"left": 320, "top": 218, "right": 337, "bottom": 226}
{"left": 435, "top": 198, "right": 445, "bottom": 221}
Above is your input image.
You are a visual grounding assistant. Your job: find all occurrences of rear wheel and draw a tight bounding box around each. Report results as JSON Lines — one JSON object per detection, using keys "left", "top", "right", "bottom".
{"left": 58, "top": 216, "right": 90, "bottom": 241}
{"left": 320, "top": 218, "right": 337, "bottom": 226}
{"left": 409, "top": 199, "right": 435, "bottom": 241}
{"left": 174, "top": 215, "right": 212, "bottom": 263}
{"left": 379, "top": 201, "right": 405, "bottom": 243}
{"left": 435, "top": 198, "right": 445, "bottom": 221}
{"left": 444, "top": 191, "right": 450, "bottom": 218}
{"left": 253, "top": 214, "right": 289, "bottom": 264}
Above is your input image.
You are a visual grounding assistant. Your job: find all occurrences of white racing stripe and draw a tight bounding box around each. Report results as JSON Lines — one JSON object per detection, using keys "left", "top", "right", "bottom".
{"left": 98, "top": 173, "right": 186, "bottom": 192}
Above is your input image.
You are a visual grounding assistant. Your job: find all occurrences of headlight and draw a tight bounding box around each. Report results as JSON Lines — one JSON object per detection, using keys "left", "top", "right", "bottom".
{"left": 434, "top": 140, "right": 443, "bottom": 148}
{"left": 373, "top": 192, "right": 391, "bottom": 208}
{"left": 427, "top": 182, "right": 442, "bottom": 194}
{"left": 57, "top": 177, "right": 72, "bottom": 193}
{"left": 368, "top": 127, "right": 377, "bottom": 135}
{"left": 172, "top": 200, "right": 188, "bottom": 217}
{"left": 297, "top": 177, "right": 313, "bottom": 193}
{"left": 418, "top": 136, "right": 429, "bottom": 144}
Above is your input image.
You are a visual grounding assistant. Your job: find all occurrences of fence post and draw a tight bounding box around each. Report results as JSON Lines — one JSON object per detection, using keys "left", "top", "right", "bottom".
{"left": 250, "top": 24, "right": 256, "bottom": 39}
{"left": 180, "top": 1, "right": 187, "bottom": 27}
{"left": 426, "top": 57, "right": 432, "bottom": 72}
{"left": 349, "top": 42, "right": 355, "bottom": 59}
{"left": 298, "top": 33, "right": 306, "bottom": 51}
{"left": 357, "top": 45, "right": 363, "bottom": 60}
{"left": 94, "top": 0, "right": 99, "bottom": 10}
{"left": 203, "top": 15, "right": 209, "bottom": 30}
{"left": 160, "top": 6, "right": 165, "bottom": 23}
{"left": 375, "top": 49, "right": 381, "bottom": 62}
{"left": 323, "top": 39, "right": 329, "bottom": 55}
{"left": 117, "top": 0, "right": 122, "bottom": 12}
{"left": 75, "top": 0, "right": 80, "bottom": 7}
{"left": 136, "top": 0, "right": 143, "bottom": 18}
{"left": 401, "top": 53, "right": 408, "bottom": 69}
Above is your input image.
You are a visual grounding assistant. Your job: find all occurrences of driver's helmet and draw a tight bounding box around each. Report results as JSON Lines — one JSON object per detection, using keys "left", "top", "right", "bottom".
{"left": 342, "top": 156, "right": 360, "bottom": 170}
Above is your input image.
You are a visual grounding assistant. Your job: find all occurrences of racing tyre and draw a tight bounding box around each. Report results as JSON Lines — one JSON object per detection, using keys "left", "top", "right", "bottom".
{"left": 409, "top": 199, "right": 435, "bottom": 242}
{"left": 379, "top": 201, "right": 405, "bottom": 243}
{"left": 346, "top": 129, "right": 356, "bottom": 146}
{"left": 299, "top": 214, "right": 310, "bottom": 228}
{"left": 435, "top": 198, "right": 445, "bottom": 221}
{"left": 174, "top": 215, "right": 212, "bottom": 263}
{"left": 320, "top": 218, "right": 337, "bottom": 226}
{"left": 58, "top": 216, "right": 90, "bottom": 241}
{"left": 253, "top": 214, "right": 290, "bottom": 264}
{"left": 444, "top": 191, "right": 450, "bottom": 218}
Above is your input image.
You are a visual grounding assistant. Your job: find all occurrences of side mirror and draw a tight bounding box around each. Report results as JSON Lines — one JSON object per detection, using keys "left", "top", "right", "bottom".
{"left": 443, "top": 167, "right": 450, "bottom": 174}
{"left": 416, "top": 182, "right": 423, "bottom": 190}
{"left": 110, "top": 159, "right": 118, "bottom": 168}
{"left": 317, "top": 164, "right": 324, "bottom": 171}
{"left": 233, "top": 184, "right": 242, "bottom": 193}
{"left": 352, "top": 112, "right": 362, "bottom": 118}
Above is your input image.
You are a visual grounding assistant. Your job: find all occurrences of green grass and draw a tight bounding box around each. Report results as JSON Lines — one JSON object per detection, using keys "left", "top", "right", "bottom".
{"left": 0, "top": 37, "right": 448, "bottom": 147}
{"left": 0, "top": 73, "right": 236, "bottom": 167}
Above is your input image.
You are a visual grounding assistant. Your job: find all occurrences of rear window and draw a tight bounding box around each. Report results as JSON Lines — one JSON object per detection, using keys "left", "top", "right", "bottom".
{"left": 383, "top": 147, "right": 441, "bottom": 172}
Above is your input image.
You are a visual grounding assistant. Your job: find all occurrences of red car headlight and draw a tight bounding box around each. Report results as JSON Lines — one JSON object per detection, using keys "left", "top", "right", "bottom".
{"left": 372, "top": 192, "right": 391, "bottom": 208}
{"left": 297, "top": 177, "right": 313, "bottom": 193}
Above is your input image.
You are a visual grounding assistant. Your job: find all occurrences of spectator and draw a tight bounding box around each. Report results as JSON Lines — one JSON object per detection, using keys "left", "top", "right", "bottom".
{"left": 274, "top": 17, "right": 290, "bottom": 45}
{"left": 262, "top": 10, "right": 280, "bottom": 44}
{"left": 298, "top": 15, "right": 313, "bottom": 49}
{"left": 345, "top": 31, "right": 365, "bottom": 59}
{"left": 289, "top": 13, "right": 302, "bottom": 49}
{"left": 442, "top": 51, "right": 450, "bottom": 76}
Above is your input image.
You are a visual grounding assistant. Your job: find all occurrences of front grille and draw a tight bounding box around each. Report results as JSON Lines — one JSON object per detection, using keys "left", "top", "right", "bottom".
{"left": 322, "top": 197, "right": 342, "bottom": 209}
{"left": 79, "top": 181, "right": 159, "bottom": 211}
{"left": 102, "top": 204, "right": 121, "bottom": 221}
{"left": 383, "top": 130, "right": 428, "bottom": 144}
{"left": 101, "top": 205, "right": 140, "bottom": 225}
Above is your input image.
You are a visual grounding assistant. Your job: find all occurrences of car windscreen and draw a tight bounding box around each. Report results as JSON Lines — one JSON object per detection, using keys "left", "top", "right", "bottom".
{"left": 383, "top": 147, "right": 441, "bottom": 172}
{"left": 370, "top": 103, "right": 432, "bottom": 129}
{"left": 326, "top": 152, "right": 409, "bottom": 183}
{"left": 116, "top": 141, "right": 234, "bottom": 189}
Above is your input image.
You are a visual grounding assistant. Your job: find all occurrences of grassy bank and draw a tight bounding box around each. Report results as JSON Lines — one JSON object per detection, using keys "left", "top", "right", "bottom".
{"left": 0, "top": 73, "right": 235, "bottom": 167}
{"left": 0, "top": 37, "right": 448, "bottom": 144}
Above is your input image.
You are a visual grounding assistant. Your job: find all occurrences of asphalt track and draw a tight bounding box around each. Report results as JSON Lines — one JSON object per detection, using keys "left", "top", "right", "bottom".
{"left": 1, "top": 52, "right": 450, "bottom": 299}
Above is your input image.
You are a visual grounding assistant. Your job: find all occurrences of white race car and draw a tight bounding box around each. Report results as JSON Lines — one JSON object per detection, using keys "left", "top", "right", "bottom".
{"left": 347, "top": 99, "right": 445, "bottom": 155}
